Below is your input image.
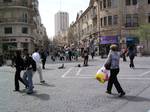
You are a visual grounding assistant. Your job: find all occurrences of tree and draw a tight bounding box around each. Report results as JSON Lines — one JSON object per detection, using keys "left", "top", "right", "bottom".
{"left": 67, "top": 26, "right": 76, "bottom": 44}
{"left": 136, "top": 24, "right": 150, "bottom": 53}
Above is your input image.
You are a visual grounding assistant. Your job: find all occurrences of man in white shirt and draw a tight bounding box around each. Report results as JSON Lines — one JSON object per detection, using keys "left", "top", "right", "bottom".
{"left": 32, "top": 48, "right": 45, "bottom": 83}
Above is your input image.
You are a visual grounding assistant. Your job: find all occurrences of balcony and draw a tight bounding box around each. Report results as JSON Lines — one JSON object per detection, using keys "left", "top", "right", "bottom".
{"left": 125, "top": 23, "right": 139, "bottom": 27}
{"left": 0, "top": 18, "right": 28, "bottom": 23}
{"left": 0, "top": 1, "right": 28, "bottom": 7}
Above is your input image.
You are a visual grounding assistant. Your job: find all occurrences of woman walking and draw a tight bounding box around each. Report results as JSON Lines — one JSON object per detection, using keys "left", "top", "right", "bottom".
{"left": 105, "top": 44, "right": 125, "bottom": 97}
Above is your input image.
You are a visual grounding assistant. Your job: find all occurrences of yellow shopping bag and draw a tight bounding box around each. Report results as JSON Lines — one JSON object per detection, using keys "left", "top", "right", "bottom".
{"left": 95, "top": 66, "right": 109, "bottom": 84}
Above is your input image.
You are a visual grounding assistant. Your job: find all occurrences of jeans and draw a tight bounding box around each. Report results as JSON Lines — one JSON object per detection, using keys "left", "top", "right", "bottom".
{"left": 23, "top": 69, "right": 33, "bottom": 92}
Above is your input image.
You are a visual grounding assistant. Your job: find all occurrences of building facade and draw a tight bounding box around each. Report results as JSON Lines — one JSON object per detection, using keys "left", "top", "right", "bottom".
{"left": 55, "top": 11, "right": 69, "bottom": 36}
{"left": 0, "top": 0, "right": 48, "bottom": 58}
{"left": 71, "top": 0, "right": 150, "bottom": 54}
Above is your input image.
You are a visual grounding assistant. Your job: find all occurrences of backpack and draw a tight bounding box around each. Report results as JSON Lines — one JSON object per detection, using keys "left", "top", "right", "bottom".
{"left": 31, "top": 58, "right": 36, "bottom": 71}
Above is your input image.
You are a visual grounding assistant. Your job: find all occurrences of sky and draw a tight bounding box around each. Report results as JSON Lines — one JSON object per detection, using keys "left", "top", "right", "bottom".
{"left": 38, "top": 0, "right": 90, "bottom": 39}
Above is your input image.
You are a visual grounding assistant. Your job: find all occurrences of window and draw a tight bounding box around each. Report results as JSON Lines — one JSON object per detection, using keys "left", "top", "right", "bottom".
{"left": 113, "top": 15, "right": 118, "bottom": 25}
{"left": 103, "top": 0, "right": 107, "bottom": 8}
{"left": 107, "top": 0, "right": 111, "bottom": 7}
{"left": 22, "top": 13, "right": 28, "bottom": 23}
{"left": 133, "top": 14, "right": 138, "bottom": 26}
{"left": 104, "top": 17, "right": 107, "bottom": 26}
{"left": 126, "top": 14, "right": 132, "bottom": 27}
{"left": 126, "top": 0, "right": 131, "bottom": 5}
{"left": 100, "top": 1, "right": 103, "bottom": 10}
{"left": 108, "top": 16, "right": 112, "bottom": 25}
{"left": 132, "top": 0, "right": 137, "bottom": 5}
{"left": 148, "top": 0, "right": 150, "bottom": 4}
{"left": 22, "top": 27, "right": 28, "bottom": 34}
{"left": 100, "top": 18, "right": 103, "bottom": 27}
{"left": 125, "top": 14, "right": 138, "bottom": 27}
{"left": 10, "top": 39, "right": 16, "bottom": 41}
{"left": 4, "top": 27, "right": 12, "bottom": 34}
{"left": 112, "top": 0, "right": 117, "bottom": 8}
{"left": 3, "top": 0, "right": 12, "bottom": 2}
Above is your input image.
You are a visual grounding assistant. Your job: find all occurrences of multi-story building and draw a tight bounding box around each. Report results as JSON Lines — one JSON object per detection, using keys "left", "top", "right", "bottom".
{"left": 71, "top": 0, "right": 150, "bottom": 54}
{"left": 0, "top": 0, "right": 48, "bottom": 58}
{"left": 55, "top": 11, "right": 69, "bottom": 36}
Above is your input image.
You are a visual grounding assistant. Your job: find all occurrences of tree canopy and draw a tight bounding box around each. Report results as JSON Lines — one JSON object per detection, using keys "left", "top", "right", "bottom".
{"left": 136, "top": 24, "right": 150, "bottom": 41}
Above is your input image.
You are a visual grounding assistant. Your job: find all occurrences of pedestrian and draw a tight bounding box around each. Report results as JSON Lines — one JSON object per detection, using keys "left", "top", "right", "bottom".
{"left": 127, "top": 45, "right": 136, "bottom": 68}
{"left": 23, "top": 53, "right": 36, "bottom": 94}
{"left": 105, "top": 44, "right": 125, "bottom": 97}
{"left": 32, "top": 48, "right": 45, "bottom": 83}
{"left": 83, "top": 48, "right": 89, "bottom": 66}
{"left": 41, "top": 49, "right": 47, "bottom": 69}
{"left": 13, "top": 51, "right": 28, "bottom": 92}
{"left": 91, "top": 51, "right": 95, "bottom": 59}
{"left": 121, "top": 47, "right": 127, "bottom": 62}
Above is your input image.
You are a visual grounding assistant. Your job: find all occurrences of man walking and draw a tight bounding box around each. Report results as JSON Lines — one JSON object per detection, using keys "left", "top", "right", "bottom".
{"left": 23, "top": 53, "right": 36, "bottom": 94}
{"left": 32, "top": 48, "right": 45, "bottom": 83}
{"left": 41, "top": 49, "right": 47, "bottom": 69}
{"left": 13, "top": 51, "right": 27, "bottom": 91}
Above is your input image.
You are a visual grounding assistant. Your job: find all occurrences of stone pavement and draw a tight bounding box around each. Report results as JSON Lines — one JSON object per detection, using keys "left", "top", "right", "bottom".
{"left": 0, "top": 56, "right": 150, "bottom": 112}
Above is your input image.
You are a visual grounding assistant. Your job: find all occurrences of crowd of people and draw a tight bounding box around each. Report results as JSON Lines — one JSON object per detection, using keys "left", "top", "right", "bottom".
{"left": 11, "top": 44, "right": 137, "bottom": 97}
{"left": 12, "top": 48, "right": 47, "bottom": 94}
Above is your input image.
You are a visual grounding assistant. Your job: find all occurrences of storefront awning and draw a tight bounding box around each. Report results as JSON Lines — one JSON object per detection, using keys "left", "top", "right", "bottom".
{"left": 100, "top": 36, "right": 119, "bottom": 44}
{"left": 126, "top": 37, "right": 139, "bottom": 45}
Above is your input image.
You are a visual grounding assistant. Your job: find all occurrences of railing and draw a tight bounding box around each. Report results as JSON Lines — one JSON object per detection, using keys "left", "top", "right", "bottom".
{"left": 0, "top": 1, "right": 28, "bottom": 7}
{"left": 0, "top": 18, "right": 28, "bottom": 23}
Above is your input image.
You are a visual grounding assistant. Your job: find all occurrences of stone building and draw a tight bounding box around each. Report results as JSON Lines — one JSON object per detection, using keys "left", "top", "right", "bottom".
{"left": 0, "top": 0, "right": 48, "bottom": 58}
{"left": 71, "top": 0, "right": 150, "bottom": 54}
{"left": 70, "top": 1, "right": 99, "bottom": 53}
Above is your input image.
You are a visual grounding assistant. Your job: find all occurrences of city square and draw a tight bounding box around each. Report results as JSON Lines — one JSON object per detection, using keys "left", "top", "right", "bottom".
{"left": 0, "top": 0, "right": 150, "bottom": 112}
{"left": 0, "top": 56, "right": 150, "bottom": 112}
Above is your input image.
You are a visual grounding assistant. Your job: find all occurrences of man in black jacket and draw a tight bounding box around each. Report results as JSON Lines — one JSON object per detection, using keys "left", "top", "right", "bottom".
{"left": 13, "top": 51, "right": 27, "bottom": 92}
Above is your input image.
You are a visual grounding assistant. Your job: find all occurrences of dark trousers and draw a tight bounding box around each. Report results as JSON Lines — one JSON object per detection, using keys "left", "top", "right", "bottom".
{"left": 84, "top": 56, "right": 88, "bottom": 66}
{"left": 42, "top": 58, "right": 46, "bottom": 69}
{"left": 129, "top": 56, "right": 135, "bottom": 68}
{"left": 122, "top": 54, "right": 126, "bottom": 62}
{"left": 107, "top": 69, "right": 124, "bottom": 93}
{"left": 15, "top": 69, "right": 27, "bottom": 90}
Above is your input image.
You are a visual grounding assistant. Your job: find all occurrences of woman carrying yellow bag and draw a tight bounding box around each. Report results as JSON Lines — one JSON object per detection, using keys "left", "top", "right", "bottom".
{"left": 104, "top": 44, "right": 125, "bottom": 97}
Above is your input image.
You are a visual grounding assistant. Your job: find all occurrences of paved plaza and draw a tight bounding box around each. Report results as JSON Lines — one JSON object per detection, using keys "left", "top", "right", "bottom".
{"left": 0, "top": 56, "right": 150, "bottom": 112}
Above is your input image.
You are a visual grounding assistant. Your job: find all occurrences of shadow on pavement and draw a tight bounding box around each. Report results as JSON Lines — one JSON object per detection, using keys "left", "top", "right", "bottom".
{"left": 31, "top": 92, "right": 50, "bottom": 101}
{"left": 123, "top": 95, "right": 150, "bottom": 102}
{"left": 34, "top": 82, "right": 56, "bottom": 87}
{"left": 109, "top": 94, "right": 150, "bottom": 102}
{"left": 20, "top": 90, "right": 50, "bottom": 101}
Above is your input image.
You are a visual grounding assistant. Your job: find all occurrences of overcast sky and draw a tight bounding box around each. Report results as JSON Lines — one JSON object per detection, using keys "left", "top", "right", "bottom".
{"left": 38, "top": 0, "right": 90, "bottom": 38}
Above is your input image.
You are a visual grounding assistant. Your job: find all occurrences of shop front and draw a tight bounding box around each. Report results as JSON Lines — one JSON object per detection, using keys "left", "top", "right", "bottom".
{"left": 99, "top": 36, "right": 119, "bottom": 58}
